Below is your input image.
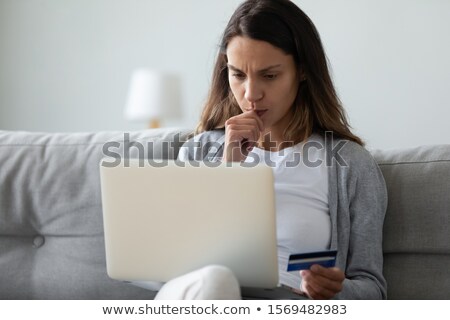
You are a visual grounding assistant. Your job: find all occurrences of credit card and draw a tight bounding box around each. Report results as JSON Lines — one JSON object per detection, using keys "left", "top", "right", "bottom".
{"left": 287, "top": 250, "right": 337, "bottom": 272}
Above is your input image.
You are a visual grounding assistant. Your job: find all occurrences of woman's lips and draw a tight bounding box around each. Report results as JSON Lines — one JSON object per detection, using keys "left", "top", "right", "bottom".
{"left": 255, "top": 109, "right": 268, "bottom": 117}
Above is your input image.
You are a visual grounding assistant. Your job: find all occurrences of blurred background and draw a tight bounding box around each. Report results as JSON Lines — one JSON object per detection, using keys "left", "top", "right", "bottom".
{"left": 0, "top": 0, "right": 449, "bottom": 150}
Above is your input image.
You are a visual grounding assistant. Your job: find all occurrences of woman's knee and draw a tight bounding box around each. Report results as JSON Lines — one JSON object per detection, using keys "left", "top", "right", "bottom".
{"left": 196, "top": 265, "right": 241, "bottom": 299}
{"left": 155, "top": 265, "right": 241, "bottom": 300}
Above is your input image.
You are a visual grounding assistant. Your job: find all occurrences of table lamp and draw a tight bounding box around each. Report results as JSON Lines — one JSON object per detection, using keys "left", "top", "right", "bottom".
{"left": 124, "top": 69, "right": 182, "bottom": 128}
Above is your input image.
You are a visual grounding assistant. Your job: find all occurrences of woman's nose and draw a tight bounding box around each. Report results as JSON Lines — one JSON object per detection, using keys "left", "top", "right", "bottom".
{"left": 244, "top": 79, "right": 263, "bottom": 103}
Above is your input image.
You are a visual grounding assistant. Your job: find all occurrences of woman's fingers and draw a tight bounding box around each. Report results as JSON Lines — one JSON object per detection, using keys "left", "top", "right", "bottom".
{"left": 225, "top": 110, "right": 264, "bottom": 132}
{"left": 300, "top": 266, "right": 345, "bottom": 299}
{"left": 224, "top": 110, "right": 265, "bottom": 161}
{"left": 302, "top": 280, "right": 333, "bottom": 300}
{"left": 226, "top": 119, "right": 263, "bottom": 138}
{"left": 310, "top": 265, "right": 345, "bottom": 283}
{"left": 226, "top": 124, "right": 261, "bottom": 144}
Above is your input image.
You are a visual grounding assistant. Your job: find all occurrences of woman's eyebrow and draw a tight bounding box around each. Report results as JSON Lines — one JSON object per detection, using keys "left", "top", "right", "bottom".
{"left": 227, "top": 64, "right": 282, "bottom": 73}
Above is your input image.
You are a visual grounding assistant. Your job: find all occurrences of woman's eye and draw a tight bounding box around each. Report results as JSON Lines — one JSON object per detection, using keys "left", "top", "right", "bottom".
{"left": 264, "top": 74, "right": 277, "bottom": 80}
{"left": 232, "top": 73, "right": 246, "bottom": 80}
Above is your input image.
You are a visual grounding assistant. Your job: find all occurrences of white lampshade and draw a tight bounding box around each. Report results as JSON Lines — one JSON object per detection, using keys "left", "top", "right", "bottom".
{"left": 124, "top": 69, "right": 182, "bottom": 127}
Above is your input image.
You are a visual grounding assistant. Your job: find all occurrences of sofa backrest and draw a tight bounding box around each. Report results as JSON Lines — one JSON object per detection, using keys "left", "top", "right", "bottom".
{"left": 372, "top": 145, "right": 450, "bottom": 299}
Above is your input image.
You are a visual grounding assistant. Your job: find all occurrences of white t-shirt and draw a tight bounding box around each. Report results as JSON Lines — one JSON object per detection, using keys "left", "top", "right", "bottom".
{"left": 244, "top": 133, "right": 330, "bottom": 288}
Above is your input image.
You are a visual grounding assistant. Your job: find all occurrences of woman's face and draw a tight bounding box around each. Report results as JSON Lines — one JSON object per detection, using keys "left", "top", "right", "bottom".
{"left": 226, "top": 36, "right": 299, "bottom": 137}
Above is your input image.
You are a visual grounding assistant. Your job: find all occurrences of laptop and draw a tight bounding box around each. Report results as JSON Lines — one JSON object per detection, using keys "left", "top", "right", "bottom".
{"left": 99, "top": 158, "right": 279, "bottom": 289}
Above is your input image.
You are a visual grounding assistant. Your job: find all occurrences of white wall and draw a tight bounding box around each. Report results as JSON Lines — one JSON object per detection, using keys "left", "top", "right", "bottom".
{"left": 300, "top": 0, "right": 450, "bottom": 149}
{"left": 1, "top": 0, "right": 449, "bottom": 149}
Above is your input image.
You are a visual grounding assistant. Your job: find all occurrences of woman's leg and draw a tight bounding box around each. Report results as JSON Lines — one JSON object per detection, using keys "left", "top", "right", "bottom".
{"left": 155, "top": 265, "right": 241, "bottom": 300}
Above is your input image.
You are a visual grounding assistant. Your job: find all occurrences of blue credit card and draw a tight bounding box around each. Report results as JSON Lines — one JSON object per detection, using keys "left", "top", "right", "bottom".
{"left": 287, "top": 250, "right": 337, "bottom": 272}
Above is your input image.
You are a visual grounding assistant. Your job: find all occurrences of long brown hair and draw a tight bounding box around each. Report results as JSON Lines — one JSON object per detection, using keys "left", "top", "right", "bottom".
{"left": 197, "top": 0, "right": 364, "bottom": 146}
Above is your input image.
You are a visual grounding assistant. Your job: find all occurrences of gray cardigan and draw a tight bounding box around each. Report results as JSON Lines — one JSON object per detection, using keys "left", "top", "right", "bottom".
{"left": 180, "top": 130, "right": 388, "bottom": 299}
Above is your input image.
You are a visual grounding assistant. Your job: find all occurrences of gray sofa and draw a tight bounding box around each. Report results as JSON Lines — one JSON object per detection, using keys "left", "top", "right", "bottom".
{"left": 1, "top": 128, "right": 449, "bottom": 299}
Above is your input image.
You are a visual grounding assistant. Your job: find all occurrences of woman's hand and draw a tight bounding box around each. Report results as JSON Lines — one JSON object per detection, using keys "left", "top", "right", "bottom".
{"left": 300, "top": 265, "right": 345, "bottom": 299}
{"left": 223, "top": 110, "right": 264, "bottom": 162}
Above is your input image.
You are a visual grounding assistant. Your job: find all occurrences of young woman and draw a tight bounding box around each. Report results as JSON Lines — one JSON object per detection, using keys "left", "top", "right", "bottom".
{"left": 156, "top": 0, "right": 387, "bottom": 300}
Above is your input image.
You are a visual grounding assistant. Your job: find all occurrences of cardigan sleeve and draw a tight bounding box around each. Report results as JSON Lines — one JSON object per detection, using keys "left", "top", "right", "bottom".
{"left": 177, "top": 130, "right": 225, "bottom": 161}
{"left": 336, "top": 146, "right": 388, "bottom": 299}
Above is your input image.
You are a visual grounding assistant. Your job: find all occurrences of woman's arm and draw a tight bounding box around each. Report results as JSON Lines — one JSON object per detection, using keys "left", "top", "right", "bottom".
{"left": 299, "top": 144, "right": 387, "bottom": 299}
{"left": 337, "top": 147, "right": 388, "bottom": 299}
{"left": 177, "top": 130, "right": 226, "bottom": 162}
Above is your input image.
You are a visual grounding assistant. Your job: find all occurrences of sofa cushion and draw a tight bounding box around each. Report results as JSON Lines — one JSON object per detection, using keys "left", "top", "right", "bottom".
{"left": 0, "top": 129, "right": 192, "bottom": 299}
{"left": 372, "top": 144, "right": 450, "bottom": 299}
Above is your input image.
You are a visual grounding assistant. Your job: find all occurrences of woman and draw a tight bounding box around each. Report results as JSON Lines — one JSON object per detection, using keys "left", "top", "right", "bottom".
{"left": 157, "top": 0, "right": 387, "bottom": 300}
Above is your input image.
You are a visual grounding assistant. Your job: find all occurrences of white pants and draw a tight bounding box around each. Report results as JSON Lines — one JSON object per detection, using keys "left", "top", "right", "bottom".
{"left": 154, "top": 265, "right": 241, "bottom": 300}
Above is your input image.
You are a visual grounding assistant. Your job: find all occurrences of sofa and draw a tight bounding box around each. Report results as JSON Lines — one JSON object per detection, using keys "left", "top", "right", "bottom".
{"left": 0, "top": 128, "right": 449, "bottom": 299}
